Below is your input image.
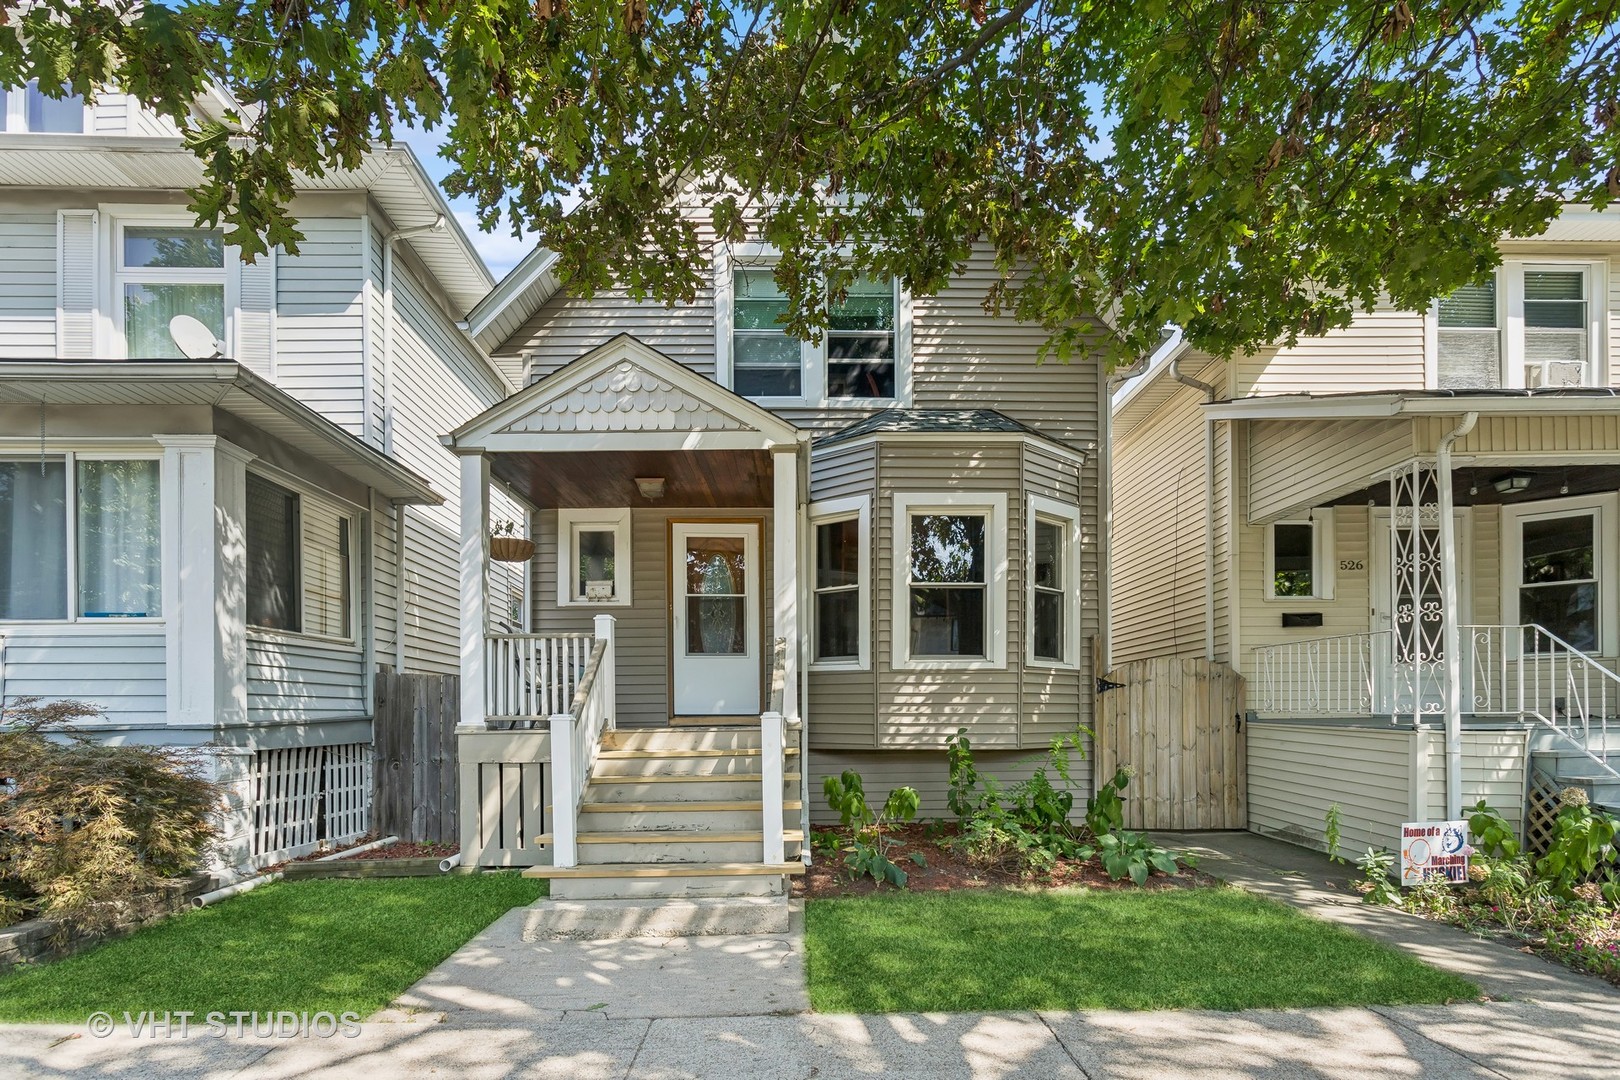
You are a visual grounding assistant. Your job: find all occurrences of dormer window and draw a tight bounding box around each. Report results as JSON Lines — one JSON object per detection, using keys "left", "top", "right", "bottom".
{"left": 1434, "top": 262, "right": 1603, "bottom": 389}
{"left": 1, "top": 81, "right": 85, "bottom": 134}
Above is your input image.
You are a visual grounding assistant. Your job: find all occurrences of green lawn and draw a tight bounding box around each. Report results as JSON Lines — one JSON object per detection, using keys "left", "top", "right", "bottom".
{"left": 0, "top": 873, "right": 543, "bottom": 1023}
{"left": 805, "top": 886, "right": 1480, "bottom": 1013}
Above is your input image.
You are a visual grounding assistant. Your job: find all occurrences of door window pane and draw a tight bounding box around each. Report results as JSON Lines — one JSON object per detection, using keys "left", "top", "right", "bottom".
{"left": 246, "top": 474, "right": 300, "bottom": 631}
{"left": 1520, "top": 513, "right": 1598, "bottom": 649}
{"left": 576, "top": 528, "right": 616, "bottom": 600}
{"left": 909, "top": 513, "right": 987, "bottom": 658}
{"left": 734, "top": 269, "right": 801, "bottom": 398}
{"left": 685, "top": 536, "right": 746, "bottom": 655}
{"left": 77, "top": 460, "right": 161, "bottom": 617}
{"left": 814, "top": 517, "right": 860, "bottom": 662}
{"left": 1032, "top": 518, "right": 1064, "bottom": 662}
{"left": 0, "top": 461, "right": 67, "bottom": 619}
{"left": 687, "top": 597, "right": 746, "bottom": 654}
{"left": 1437, "top": 278, "right": 1501, "bottom": 388}
{"left": 1272, "top": 523, "right": 1314, "bottom": 598}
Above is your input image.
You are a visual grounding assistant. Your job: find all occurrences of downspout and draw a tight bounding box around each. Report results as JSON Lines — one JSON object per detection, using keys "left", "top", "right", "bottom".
{"left": 380, "top": 214, "right": 447, "bottom": 676}
{"left": 1436, "top": 411, "right": 1478, "bottom": 819}
{"left": 1171, "top": 357, "right": 1220, "bottom": 663}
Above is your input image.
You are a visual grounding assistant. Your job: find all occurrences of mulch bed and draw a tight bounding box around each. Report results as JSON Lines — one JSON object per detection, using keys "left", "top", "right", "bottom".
{"left": 794, "top": 822, "right": 1216, "bottom": 898}
{"left": 338, "top": 840, "right": 457, "bottom": 861}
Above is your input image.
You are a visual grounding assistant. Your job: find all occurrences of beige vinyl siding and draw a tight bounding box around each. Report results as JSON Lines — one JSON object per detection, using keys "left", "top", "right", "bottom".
{"left": 517, "top": 290, "right": 718, "bottom": 383}
{"left": 808, "top": 748, "right": 1092, "bottom": 824}
{"left": 1413, "top": 413, "right": 1620, "bottom": 456}
{"left": 1247, "top": 721, "right": 1414, "bottom": 854}
{"left": 0, "top": 629, "right": 165, "bottom": 732}
{"left": 877, "top": 442, "right": 1022, "bottom": 749}
{"left": 1021, "top": 442, "right": 1091, "bottom": 745}
{"left": 274, "top": 217, "right": 367, "bottom": 436}
{"left": 530, "top": 506, "right": 776, "bottom": 727}
{"left": 245, "top": 634, "right": 367, "bottom": 722}
{"left": 0, "top": 215, "right": 56, "bottom": 356}
{"left": 1421, "top": 728, "right": 1529, "bottom": 829}
{"left": 1234, "top": 303, "right": 1428, "bottom": 397}
{"left": 808, "top": 442, "right": 879, "bottom": 748}
{"left": 1212, "top": 418, "right": 1234, "bottom": 660}
{"left": 1237, "top": 505, "right": 1373, "bottom": 676}
{"left": 386, "top": 257, "right": 513, "bottom": 674}
{"left": 1110, "top": 379, "right": 1209, "bottom": 665}
{"left": 1247, "top": 417, "right": 1413, "bottom": 523}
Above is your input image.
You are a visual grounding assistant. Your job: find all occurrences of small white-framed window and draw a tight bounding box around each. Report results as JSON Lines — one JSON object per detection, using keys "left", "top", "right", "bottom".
{"left": 810, "top": 495, "right": 870, "bottom": 670}
{"left": 245, "top": 471, "right": 356, "bottom": 641}
{"left": 1, "top": 81, "right": 86, "bottom": 134}
{"left": 892, "top": 492, "right": 1007, "bottom": 670}
{"left": 1502, "top": 494, "right": 1619, "bottom": 656}
{"left": 1264, "top": 512, "right": 1334, "bottom": 601}
{"left": 1432, "top": 261, "right": 1605, "bottom": 389}
{"left": 1027, "top": 495, "right": 1082, "bottom": 667}
{"left": 557, "top": 508, "right": 632, "bottom": 607}
{"left": 715, "top": 249, "right": 911, "bottom": 407}
{"left": 113, "top": 218, "right": 230, "bottom": 359}
{"left": 0, "top": 453, "right": 163, "bottom": 622}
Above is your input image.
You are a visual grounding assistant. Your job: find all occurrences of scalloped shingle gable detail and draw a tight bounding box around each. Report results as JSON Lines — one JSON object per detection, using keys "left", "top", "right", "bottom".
{"left": 497, "top": 359, "right": 750, "bottom": 434}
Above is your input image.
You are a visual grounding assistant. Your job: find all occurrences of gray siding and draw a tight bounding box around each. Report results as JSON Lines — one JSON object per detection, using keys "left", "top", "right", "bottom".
{"left": 530, "top": 506, "right": 776, "bottom": 726}
{"left": 0, "top": 629, "right": 166, "bottom": 733}
{"left": 245, "top": 634, "right": 367, "bottom": 722}
{"left": 807, "top": 748, "right": 1092, "bottom": 825}
{"left": 0, "top": 214, "right": 57, "bottom": 357}
{"left": 274, "top": 217, "right": 367, "bottom": 435}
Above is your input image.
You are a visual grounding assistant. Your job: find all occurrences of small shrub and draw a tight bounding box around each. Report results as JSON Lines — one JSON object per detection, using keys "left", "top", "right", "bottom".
{"left": 1087, "top": 830, "right": 1180, "bottom": 886}
{"left": 0, "top": 698, "right": 222, "bottom": 935}
{"left": 822, "top": 770, "right": 921, "bottom": 888}
{"left": 1355, "top": 848, "right": 1402, "bottom": 906}
{"left": 1467, "top": 799, "right": 1521, "bottom": 861}
{"left": 1324, "top": 803, "right": 1345, "bottom": 864}
{"left": 1084, "top": 767, "right": 1129, "bottom": 839}
{"left": 1535, "top": 790, "right": 1619, "bottom": 899}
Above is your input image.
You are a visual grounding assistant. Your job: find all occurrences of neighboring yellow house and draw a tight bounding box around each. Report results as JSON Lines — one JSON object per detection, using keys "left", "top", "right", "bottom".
{"left": 1111, "top": 205, "right": 1620, "bottom": 856}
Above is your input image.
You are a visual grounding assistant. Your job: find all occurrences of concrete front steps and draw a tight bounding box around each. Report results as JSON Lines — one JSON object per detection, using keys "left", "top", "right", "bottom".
{"left": 522, "top": 725, "right": 805, "bottom": 914}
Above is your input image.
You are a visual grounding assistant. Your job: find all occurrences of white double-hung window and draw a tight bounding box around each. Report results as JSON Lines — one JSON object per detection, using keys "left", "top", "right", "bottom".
{"left": 245, "top": 471, "right": 354, "bottom": 640}
{"left": 1434, "top": 262, "right": 1605, "bottom": 389}
{"left": 115, "top": 222, "right": 229, "bottom": 358}
{"left": 1027, "top": 496, "right": 1081, "bottom": 667}
{"left": 0, "top": 455, "right": 162, "bottom": 621}
{"left": 810, "top": 495, "right": 870, "bottom": 669}
{"left": 892, "top": 492, "right": 1007, "bottom": 670}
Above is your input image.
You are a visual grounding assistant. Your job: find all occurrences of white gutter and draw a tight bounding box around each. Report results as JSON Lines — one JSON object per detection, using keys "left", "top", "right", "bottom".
{"left": 1436, "top": 411, "right": 1478, "bottom": 818}
{"left": 1171, "top": 356, "right": 1220, "bottom": 663}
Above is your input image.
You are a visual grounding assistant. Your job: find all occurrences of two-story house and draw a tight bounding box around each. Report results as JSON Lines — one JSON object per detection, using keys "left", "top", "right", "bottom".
{"left": 1111, "top": 205, "right": 1620, "bottom": 859}
{"left": 445, "top": 238, "right": 1107, "bottom": 903}
{"left": 0, "top": 81, "right": 526, "bottom": 869}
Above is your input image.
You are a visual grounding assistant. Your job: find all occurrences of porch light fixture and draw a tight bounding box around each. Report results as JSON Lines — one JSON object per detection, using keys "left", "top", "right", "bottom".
{"left": 634, "top": 476, "right": 667, "bottom": 500}
{"left": 1492, "top": 472, "right": 1533, "bottom": 495}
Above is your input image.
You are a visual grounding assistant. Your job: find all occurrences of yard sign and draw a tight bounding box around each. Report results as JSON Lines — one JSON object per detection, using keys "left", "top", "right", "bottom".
{"left": 1399, "top": 820, "right": 1470, "bottom": 885}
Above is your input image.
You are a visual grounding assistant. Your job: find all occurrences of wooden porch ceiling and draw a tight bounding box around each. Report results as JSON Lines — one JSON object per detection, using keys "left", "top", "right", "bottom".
{"left": 1326, "top": 464, "right": 1620, "bottom": 508}
{"left": 490, "top": 449, "right": 776, "bottom": 508}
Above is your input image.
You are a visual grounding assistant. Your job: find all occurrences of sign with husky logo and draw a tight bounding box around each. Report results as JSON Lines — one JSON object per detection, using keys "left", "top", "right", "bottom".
{"left": 1400, "top": 820, "right": 1471, "bottom": 885}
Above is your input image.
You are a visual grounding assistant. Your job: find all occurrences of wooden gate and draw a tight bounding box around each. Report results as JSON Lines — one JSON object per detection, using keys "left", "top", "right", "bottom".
{"left": 372, "top": 667, "right": 460, "bottom": 844}
{"left": 1093, "top": 652, "right": 1247, "bottom": 830}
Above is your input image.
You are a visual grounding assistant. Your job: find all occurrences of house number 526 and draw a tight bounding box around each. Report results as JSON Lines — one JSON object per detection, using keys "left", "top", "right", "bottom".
{"left": 1338, "top": 559, "right": 1364, "bottom": 572}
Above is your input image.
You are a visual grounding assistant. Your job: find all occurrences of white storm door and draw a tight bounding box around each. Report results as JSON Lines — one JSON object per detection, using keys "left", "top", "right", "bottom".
{"left": 671, "top": 522, "right": 761, "bottom": 716}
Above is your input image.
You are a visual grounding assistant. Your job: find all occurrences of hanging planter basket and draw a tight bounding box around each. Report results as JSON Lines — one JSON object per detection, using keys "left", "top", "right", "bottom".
{"left": 489, "top": 536, "right": 536, "bottom": 563}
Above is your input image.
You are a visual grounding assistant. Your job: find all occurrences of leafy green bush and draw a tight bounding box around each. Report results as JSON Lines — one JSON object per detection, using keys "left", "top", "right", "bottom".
{"left": 1535, "top": 789, "right": 1619, "bottom": 900}
{"left": 1355, "top": 848, "right": 1402, "bottom": 906}
{"left": 1467, "top": 799, "right": 1521, "bottom": 861}
{"left": 0, "top": 698, "right": 221, "bottom": 935}
{"left": 822, "top": 771, "right": 922, "bottom": 888}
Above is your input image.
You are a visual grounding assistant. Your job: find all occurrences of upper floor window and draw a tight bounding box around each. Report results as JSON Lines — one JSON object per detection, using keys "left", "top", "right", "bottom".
{"left": 722, "top": 260, "right": 908, "bottom": 406}
{"left": 117, "top": 224, "right": 227, "bottom": 358}
{"left": 1, "top": 81, "right": 85, "bottom": 134}
{"left": 1435, "top": 263, "right": 1603, "bottom": 389}
{"left": 0, "top": 456, "right": 161, "bottom": 621}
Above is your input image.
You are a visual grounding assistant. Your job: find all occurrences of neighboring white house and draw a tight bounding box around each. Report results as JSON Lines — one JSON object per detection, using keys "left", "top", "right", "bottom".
{"left": 1111, "top": 205, "right": 1620, "bottom": 857}
{"left": 0, "top": 81, "right": 525, "bottom": 868}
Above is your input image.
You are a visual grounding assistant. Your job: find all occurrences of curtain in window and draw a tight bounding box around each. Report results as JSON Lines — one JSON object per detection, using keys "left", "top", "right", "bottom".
{"left": 124, "top": 283, "right": 226, "bottom": 358}
{"left": 77, "top": 460, "right": 162, "bottom": 617}
{"left": 0, "top": 461, "right": 67, "bottom": 619}
{"left": 246, "top": 474, "right": 300, "bottom": 631}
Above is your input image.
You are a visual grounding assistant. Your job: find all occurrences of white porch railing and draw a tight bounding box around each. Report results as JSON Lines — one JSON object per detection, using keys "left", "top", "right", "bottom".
{"left": 1251, "top": 624, "right": 1614, "bottom": 767}
{"left": 760, "top": 638, "right": 789, "bottom": 866}
{"left": 485, "top": 631, "right": 595, "bottom": 726}
{"left": 547, "top": 614, "right": 616, "bottom": 868}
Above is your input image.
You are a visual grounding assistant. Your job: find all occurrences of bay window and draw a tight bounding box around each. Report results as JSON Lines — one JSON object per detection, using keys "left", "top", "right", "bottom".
{"left": 0, "top": 456, "right": 160, "bottom": 621}
{"left": 1434, "top": 263, "right": 1602, "bottom": 389}
{"left": 246, "top": 472, "right": 354, "bottom": 639}
{"left": 1028, "top": 496, "right": 1081, "bottom": 666}
{"left": 810, "top": 496, "right": 870, "bottom": 668}
{"left": 893, "top": 492, "right": 1007, "bottom": 669}
{"left": 117, "top": 223, "right": 227, "bottom": 359}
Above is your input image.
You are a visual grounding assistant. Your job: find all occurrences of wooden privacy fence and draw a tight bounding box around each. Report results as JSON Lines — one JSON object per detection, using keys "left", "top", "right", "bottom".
{"left": 373, "top": 668, "right": 460, "bottom": 844}
{"left": 1093, "top": 651, "right": 1247, "bottom": 830}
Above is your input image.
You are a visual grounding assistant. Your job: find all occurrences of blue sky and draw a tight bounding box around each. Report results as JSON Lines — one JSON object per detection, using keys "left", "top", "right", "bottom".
{"left": 395, "top": 123, "right": 534, "bottom": 283}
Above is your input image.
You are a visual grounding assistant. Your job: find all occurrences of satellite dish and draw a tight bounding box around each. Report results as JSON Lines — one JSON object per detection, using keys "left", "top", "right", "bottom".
{"left": 169, "top": 315, "right": 223, "bottom": 360}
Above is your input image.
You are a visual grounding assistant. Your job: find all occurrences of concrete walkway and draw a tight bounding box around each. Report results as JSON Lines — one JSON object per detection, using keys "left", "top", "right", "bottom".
{"left": 7, "top": 834, "right": 1620, "bottom": 1077}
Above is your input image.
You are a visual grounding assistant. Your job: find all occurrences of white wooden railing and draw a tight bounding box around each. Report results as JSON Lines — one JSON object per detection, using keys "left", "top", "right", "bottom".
{"left": 547, "top": 614, "right": 616, "bottom": 868}
{"left": 1250, "top": 631, "right": 1386, "bottom": 717}
{"left": 760, "top": 638, "right": 789, "bottom": 866}
{"left": 485, "top": 631, "right": 595, "bottom": 725}
{"left": 1463, "top": 624, "right": 1613, "bottom": 765}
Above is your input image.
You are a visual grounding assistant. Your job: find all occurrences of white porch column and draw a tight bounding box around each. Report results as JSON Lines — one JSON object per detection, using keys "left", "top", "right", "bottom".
{"left": 458, "top": 453, "right": 491, "bottom": 730}
{"left": 1436, "top": 414, "right": 1478, "bottom": 818}
{"left": 158, "top": 436, "right": 252, "bottom": 732}
{"left": 772, "top": 445, "right": 801, "bottom": 719}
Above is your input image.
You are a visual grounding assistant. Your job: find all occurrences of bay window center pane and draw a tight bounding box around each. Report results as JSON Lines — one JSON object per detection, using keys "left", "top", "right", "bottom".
{"left": 77, "top": 460, "right": 162, "bottom": 617}
{"left": 909, "top": 514, "right": 985, "bottom": 584}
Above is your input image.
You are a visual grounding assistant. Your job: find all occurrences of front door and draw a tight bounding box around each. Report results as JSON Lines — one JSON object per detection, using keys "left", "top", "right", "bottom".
{"left": 671, "top": 522, "right": 761, "bottom": 716}
{"left": 1370, "top": 511, "right": 1470, "bottom": 715}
